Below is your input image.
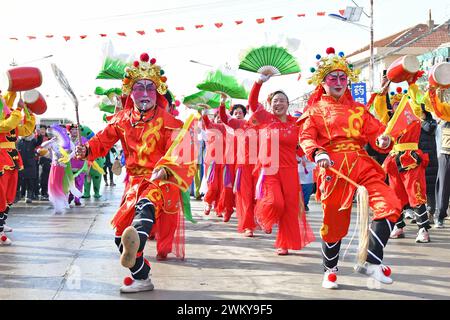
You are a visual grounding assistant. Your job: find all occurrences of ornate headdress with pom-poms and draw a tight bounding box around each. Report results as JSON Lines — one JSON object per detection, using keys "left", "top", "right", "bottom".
{"left": 121, "top": 53, "right": 168, "bottom": 95}
{"left": 308, "top": 47, "right": 360, "bottom": 86}
{"left": 389, "top": 87, "right": 407, "bottom": 105}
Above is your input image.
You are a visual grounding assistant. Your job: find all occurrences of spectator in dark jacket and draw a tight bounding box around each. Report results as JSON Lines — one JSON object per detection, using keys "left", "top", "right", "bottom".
{"left": 419, "top": 109, "right": 438, "bottom": 222}
{"left": 17, "top": 134, "right": 43, "bottom": 203}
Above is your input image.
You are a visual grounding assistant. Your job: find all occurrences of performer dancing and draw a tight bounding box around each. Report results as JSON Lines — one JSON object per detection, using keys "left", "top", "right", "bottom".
{"left": 41, "top": 124, "right": 81, "bottom": 214}
{"left": 76, "top": 53, "right": 195, "bottom": 293}
{"left": 202, "top": 107, "right": 235, "bottom": 221}
{"left": 219, "top": 102, "right": 257, "bottom": 237}
{"left": 0, "top": 93, "right": 36, "bottom": 245}
{"left": 298, "top": 48, "right": 402, "bottom": 289}
{"left": 372, "top": 80, "right": 432, "bottom": 243}
{"left": 248, "top": 73, "right": 315, "bottom": 255}
{"left": 67, "top": 124, "right": 87, "bottom": 207}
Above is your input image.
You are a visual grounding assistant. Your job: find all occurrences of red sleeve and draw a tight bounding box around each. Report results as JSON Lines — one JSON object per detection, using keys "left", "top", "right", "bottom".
{"left": 202, "top": 114, "right": 212, "bottom": 129}
{"left": 249, "top": 81, "right": 262, "bottom": 112}
{"left": 298, "top": 112, "right": 326, "bottom": 162}
{"left": 362, "top": 106, "right": 392, "bottom": 154}
{"left": 87, "top": 123, "right": 120, "bottom": 161}
{"left": 218, "top": 103, "right": 231, "bottom": 125}
{"left": 202, "top": 114, "right": 224, "bottom": 131}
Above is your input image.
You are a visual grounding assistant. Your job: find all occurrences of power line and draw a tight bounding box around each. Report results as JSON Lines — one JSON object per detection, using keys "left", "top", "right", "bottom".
{"left": 81, "top": 0, "right": 280, "bottom": 22}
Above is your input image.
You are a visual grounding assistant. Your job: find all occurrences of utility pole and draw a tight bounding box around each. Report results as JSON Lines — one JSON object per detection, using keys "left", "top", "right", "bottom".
{"left": 369, "top": 0, "right": 374, "bottom": 93}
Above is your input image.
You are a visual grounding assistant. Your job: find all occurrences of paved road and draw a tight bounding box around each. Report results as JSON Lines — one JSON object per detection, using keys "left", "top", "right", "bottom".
{"left": 1, "top": 184, "right": 449, "bottom": 300}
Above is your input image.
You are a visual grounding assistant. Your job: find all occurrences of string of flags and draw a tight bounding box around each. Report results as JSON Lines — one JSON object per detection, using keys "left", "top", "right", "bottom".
{"left": 8, "top": 10, "right": 344, "bottom": 41}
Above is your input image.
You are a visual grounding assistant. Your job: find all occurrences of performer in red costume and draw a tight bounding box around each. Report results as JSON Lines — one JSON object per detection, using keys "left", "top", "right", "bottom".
{"left": 298, "top": 48, "right": 402, "bottom": 289}
{"left": 372, "top": 78, "right": 431, "bottom": 243}
{"left": 1, "top": 92, "right": 36, "bottom": 245}
{"left": 219, "top": 101, "right": 257, "bottom": 237}
{"left": 248, "top": 73, "right": 315, "bottom": 255}
{"left": 76, "top": 53, "right": 196, "bottom": 293}
{"left": 201, "top": 105, "right": 235, "bottom": 221}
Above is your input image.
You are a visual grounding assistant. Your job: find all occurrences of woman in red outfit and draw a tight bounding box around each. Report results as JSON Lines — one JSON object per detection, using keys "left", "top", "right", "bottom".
{"left": 248, "top": 73, "right": 315, "bottom": 255}
{"left": 201, "top": 107, "right": 235, "bottom": 221}
{"left": 219, "top": 102, "right": 257, "bottom": 237}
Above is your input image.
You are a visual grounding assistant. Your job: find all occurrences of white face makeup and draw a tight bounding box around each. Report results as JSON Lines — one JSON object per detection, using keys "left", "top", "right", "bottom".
{"left": 322, "top": 70, "right": 348, "bottom": 99}
{"left": 131, "top": 79, "right": 157, "bottom": 111}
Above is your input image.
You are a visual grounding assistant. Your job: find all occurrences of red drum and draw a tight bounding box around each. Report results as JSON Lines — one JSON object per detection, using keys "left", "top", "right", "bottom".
{"left": 23, "top": 90, "right": 47, "bottom": 114}
{"left": 429, "top": 62, "right": 450, "bottom": 88}
{"left": 387, "top": 55, "right": 420, "bottom": 83}
{"left": 3, "top": 67, "right": 42, "bottom": 91}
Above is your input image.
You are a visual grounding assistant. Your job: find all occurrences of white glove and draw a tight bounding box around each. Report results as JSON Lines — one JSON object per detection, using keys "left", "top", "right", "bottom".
{"left": 314, "top": 152, "right": 331, "bottom": 168}
{"left": 259, "top": 73, "right": 272, "bottom": 83}
{"left": 376, "top": 135, "right": 391, "bottom": 149}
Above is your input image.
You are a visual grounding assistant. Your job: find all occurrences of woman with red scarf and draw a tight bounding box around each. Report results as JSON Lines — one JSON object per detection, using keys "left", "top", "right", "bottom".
{"left": 248, "top": 74, "right": 315, "bottom": 255}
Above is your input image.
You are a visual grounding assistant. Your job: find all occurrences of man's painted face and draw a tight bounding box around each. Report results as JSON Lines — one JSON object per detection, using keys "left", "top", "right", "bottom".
{"left": 70, "top": 127, "right": 78, "bottom": 138}
{"left": 322, "top": 70, "right": 348, "bottom": 99}
{"left": 233, "top": 107, "right": 245, "bottom": 120}
{"left": 271, "top": 93, "right": 289, "bottom": 117}
{"left": 131, "top": 79, "right": 157, "bottom": 111}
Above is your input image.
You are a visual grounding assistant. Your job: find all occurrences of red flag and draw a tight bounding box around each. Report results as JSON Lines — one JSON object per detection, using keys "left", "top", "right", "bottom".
{"left": 271, "top": 16, "right": 283, "bottom": 20}
{"left": 155, "top": 28, "right": 165, "bottom": 33}
{"left": 195, "top": 24, "right": 204, "bottom": 29}
{"left": 256, "top": 18, "right": 265, "bottom": 24}
{"left": 27, "top": 36, "right": 36, "bottom": 40}
{"left": 317, "top": 12, "right": 326, "bottom": 16}
{"left": 297, "top": 13, "right": 306, "bottom": 17}
{"left": 80, "top": 35, "right": 87, "bottom": 39}
{"left": 176, "top": 27, "right": 185, "bottom": 31}
{"left": 386, "top": 99, "right": 419, "bottom": 139}
{"left": 46, "top": 35, "right": 54, "bottom": 38}
{"left": 235, "top": 20, "right": 243, "bottom": 25}
{"left": 99, "top": 33, "right": 107, "bottom": 37}
{"left": 215, "top": 23, "right": 223, "bottom": 28}
{"left": 136, "top": 30, "right": 145, "bottom": 35}
{"left": 339, "top": 9, "right": 345, "bottom": 15}
{"left": 117, "top": 32, "right": 126, "bottom": 36}
{"left": 63, "top": 36, "right": 71, "bottom": 41}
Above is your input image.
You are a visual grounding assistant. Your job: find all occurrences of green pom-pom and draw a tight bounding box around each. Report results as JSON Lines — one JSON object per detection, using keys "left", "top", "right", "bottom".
{"left": 160, "top": 70, "right": 165, "bottom": 75}
{"left": 310, "top": 67, "right": 316, "bottom": 73}
{"left": 349, "top": 64, "right": 354, "bottom": 69}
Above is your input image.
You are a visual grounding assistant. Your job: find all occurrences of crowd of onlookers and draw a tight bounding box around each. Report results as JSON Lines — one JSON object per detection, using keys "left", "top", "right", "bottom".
{"left": 14, "top": 124, "right": 121, "bottom": 204}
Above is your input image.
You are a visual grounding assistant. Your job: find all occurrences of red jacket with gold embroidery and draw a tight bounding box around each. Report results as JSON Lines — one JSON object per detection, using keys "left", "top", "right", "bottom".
{"left": 298, "top": 91, "right": 388, "bottom": 162}
{"left": 297, "top": 90, "right": 389, "bottom": 209}
{"left": 87, "top": 107, "right": 183, "bottom": 177}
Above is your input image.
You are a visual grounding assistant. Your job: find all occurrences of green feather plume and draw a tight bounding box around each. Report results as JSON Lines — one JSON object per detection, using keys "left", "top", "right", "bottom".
{"left": 96, "top": 57, "right": 130, "bottom": 80}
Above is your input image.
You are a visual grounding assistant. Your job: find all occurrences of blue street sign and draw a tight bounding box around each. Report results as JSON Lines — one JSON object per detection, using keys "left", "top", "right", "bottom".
{"left": 351, "top": 82, "right": 367, "bottom": 105}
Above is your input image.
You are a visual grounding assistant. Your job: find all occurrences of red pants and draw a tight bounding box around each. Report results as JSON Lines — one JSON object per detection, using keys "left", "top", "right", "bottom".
{"left": 203, "top": 162, "right": 222, "bottom": 209}
{"left": 0, "top": 169, "right": 18, "bottom": 212}
{"left": 216, "top": 164, "right": 235, "bottom": 218}
{"left": 318, "top": 153, "right": 402, "bottom": 243}
{"left": 255, "top": 167, "right": 315, "bottom": 250}
{"left": 113, "top": 175, "right": 184, "bottom": 258}
{"left": 384, "top": 155, "right": 428, "bottom": 208}
{"left": 235, "top": 164, "right": 257, "bottom": 232}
